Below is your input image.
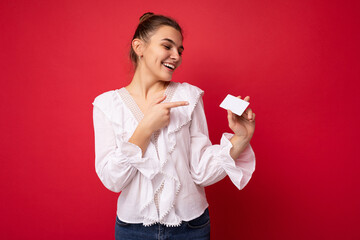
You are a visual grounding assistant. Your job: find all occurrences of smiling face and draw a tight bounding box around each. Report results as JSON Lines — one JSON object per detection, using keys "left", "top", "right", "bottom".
{"left": 136, "top": 25, "right": 184, "bottom": 81}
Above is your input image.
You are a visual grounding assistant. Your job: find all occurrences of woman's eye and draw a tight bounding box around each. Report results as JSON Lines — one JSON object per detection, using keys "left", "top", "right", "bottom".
{"left": 163, "top": 45, "right": 183, "bottom": 56}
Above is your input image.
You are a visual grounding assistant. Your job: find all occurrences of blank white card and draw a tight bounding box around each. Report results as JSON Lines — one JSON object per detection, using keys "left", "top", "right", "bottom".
{"left": 219, "top": 94, "right": 249, "bottom": 116}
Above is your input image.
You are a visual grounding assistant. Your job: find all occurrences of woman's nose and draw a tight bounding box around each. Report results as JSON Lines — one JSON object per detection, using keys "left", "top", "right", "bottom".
{"left": 170, "top": 50, "right": 180, "bottom": 60}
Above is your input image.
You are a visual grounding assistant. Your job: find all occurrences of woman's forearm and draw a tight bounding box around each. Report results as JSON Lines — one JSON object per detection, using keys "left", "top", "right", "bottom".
{"left": 229, "top": 135, "right": 250, "bottom": 160}
{"left": 128, "top": 123, "right": 153, "bottom": 157}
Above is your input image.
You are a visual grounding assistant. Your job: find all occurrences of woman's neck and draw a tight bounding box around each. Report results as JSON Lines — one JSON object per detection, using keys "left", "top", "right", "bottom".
{"left": 126, "top": 70, "right": 169, "bottom": 100}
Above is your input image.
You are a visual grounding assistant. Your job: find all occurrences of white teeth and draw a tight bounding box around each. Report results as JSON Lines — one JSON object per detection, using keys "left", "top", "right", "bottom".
{"left": 163, "top": 63, "right": 175, "bottom": 69}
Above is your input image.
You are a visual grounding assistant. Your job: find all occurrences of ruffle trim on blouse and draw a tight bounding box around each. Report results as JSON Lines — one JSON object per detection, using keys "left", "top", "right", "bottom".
{"left": 140, "top": 178, "right": 166, "bottom": 225}
{"left": 139, "top": 143, "right": 182, "bottom": 226}
{"left": 141, "top": 175, "right": 182, "bottom": 227}
{"left": 140, "top": 83, "right": 205, "bottom": 227}
{"left": 167, "top": 83, "right": 205, "bottom": 155}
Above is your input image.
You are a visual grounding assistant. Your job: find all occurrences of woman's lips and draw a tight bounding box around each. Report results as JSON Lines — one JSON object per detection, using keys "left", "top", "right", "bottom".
{"left": 162, "top": 62, "right": 175, "bottom": 71}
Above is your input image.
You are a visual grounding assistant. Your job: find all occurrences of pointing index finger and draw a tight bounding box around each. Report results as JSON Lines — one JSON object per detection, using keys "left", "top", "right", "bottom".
{"left": 162, "top": 101, "right": 189, "bottom": 109}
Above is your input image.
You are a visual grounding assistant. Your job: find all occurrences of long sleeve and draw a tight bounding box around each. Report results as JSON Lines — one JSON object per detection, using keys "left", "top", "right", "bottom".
{"left": 93, "top": 105, "right": 160, "bottom": 193}
{"left": 189, "top": 97, "right": 256, "bottom": 190}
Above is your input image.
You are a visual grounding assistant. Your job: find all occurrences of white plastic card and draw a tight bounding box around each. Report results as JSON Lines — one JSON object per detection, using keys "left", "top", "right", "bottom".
{"left": 219, "top": 94, "right": 249, "bottom": 116}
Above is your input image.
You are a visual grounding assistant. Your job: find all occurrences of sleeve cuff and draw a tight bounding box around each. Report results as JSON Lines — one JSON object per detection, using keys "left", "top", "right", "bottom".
{"left": 114, "top": 141, "right": 160, "bottom": 179}
{"left": 217, "top": 133, "right": 256, "bottom": 190}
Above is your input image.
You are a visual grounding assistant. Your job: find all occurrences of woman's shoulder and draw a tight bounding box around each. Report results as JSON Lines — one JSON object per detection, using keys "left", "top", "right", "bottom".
{"left": 175, "top": 82, "right": 204, "bottom": 99}
{"left": 171, "top": 82, "right": 205, "bottom": 114}
{"left": 176, "top": 82, "right": 203, "bottom": 92}
{"left": 92, "top": 89, "right": 125, "bottom": 117}
{"left": 93, "top": 89, "right": 117, "bottom": 105}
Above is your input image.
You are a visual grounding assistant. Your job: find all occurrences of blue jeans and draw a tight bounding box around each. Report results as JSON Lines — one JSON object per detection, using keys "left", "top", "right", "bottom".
{"left": 115, "top": 208, "right": 210, "bottom": 240}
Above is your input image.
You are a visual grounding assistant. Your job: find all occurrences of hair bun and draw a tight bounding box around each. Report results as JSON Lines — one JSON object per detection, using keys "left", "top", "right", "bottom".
{"left": 139, "top": 12, "right": 154, "bottom": 23}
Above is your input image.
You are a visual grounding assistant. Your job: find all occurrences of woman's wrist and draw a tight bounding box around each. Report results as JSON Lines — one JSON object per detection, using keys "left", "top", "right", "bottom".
{"left": 128, "top": 122, "right": 153, "bottom": 157}
{"left": 229, "top": 135, "right": 250, "bottom": 160}
{"left": 137, "top": 121, "right": 154, "bottom": 138}
{"left": 230, "top": 134, "right": 248, "bottom": 147}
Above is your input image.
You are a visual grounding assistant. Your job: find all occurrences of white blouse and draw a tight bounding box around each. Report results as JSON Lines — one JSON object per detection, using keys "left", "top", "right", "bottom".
{"left": 92, "top": 81, "right": 256, "bottom": 227}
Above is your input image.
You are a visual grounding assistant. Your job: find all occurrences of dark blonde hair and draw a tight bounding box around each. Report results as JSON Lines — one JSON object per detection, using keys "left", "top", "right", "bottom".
{"left": 129, "top": 12, "right": 183, "bottom": 69}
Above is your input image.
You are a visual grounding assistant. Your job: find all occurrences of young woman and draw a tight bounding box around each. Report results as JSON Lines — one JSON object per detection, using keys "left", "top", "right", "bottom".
{"left": 92, "top": 12, "right": 256, "bottom": 240}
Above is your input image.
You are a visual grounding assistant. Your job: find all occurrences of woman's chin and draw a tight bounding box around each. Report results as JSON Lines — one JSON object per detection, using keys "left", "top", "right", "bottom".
{"left": 160, "top": 75, "right": 173, "bottom": 81}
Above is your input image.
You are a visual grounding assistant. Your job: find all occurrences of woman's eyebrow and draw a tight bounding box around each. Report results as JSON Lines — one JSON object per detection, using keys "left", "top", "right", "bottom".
{"left": 161, "top": 38, "right": 184, "bottom": 50}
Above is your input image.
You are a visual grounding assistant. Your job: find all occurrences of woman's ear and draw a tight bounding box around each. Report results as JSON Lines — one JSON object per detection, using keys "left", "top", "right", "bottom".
{"left": 132, "top": 38, "right": 144, "bottom": 58}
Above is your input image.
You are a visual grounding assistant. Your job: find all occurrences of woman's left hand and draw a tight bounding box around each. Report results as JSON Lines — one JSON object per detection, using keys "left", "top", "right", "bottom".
{"left": 227, "top": 96, "right": 256, "bottom": 143}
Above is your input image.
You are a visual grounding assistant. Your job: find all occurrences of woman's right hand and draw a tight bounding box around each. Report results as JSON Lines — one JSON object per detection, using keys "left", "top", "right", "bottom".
{"left": 140, "top": 93, "right": 189, "bottom": 133}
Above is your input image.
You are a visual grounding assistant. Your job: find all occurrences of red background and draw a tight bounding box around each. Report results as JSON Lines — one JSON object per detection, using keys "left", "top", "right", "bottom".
{"left": 1, "top": 0, "right": 359, "bottom": 239}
